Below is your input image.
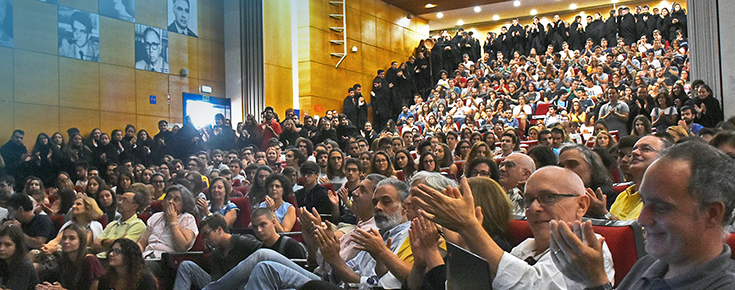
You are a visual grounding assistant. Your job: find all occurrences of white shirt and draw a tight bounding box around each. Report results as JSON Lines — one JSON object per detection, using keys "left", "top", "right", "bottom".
{"left": 493, "top": 235, "right": 615, "bottom": 290}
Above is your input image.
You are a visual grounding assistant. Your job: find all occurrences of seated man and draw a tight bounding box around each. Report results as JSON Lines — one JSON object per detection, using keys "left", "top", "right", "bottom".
{"left": 251, "top": 208, "right": 306, "bottom": 259}
{"left": 412, "top": 168, "right": 615, "bottom": 289}
{"left": 497, "top": 153, "right": 536, "bottom": 215}
{"left": 198, "top": 178, "right": 413, "bottom": 290}
{"left": 607, "top": 134, "right": 672, "bottom": 220}
{"left": 5, "top": 192, "right": 54, "bottom": 249}
{"left": 90, "top": 188, "right": 148, "bottom": 258}
{"left": 174, "top": 211, "right": 304, "bottom": 290}
{"left": 551, "top": 141, "right": 735, "bottom": 289}
{"left": 295, "top": 161, "right": 341, "bottom": 224}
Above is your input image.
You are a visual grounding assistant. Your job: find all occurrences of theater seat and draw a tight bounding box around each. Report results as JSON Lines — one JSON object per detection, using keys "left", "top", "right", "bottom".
{"left": 149, "top": 200, "right": 163, "bottom": 212}
{"left": 230, "top": 197, "right": 252, "bottom": 229}
{"left": 612, "top": 184, "right": 631, "bottom": 194}
{"left": 453, "top": 161, "right": 465, "bottom": 175}
{"left": 727, "top": 233, "right": 735, "bottom": 259}
{"left": 49, "top": 214, "right": 66, "bottom": 235}
{"left": 508, "top": 218, "right": 645, "bottom": 286}
{"left": 98, "top": 215, "right": 108, "bottom": 228}
{"left": 137, "top": 212, "right": 152, "bottom": 224}
{"left": 395, "top": 170, "right": 405, "bottom": 181}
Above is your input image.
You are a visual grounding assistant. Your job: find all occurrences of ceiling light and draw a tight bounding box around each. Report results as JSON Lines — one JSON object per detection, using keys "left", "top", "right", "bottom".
{"left": 398, "top": 17, "right": 411, "bottom": 27}
{"left": 570, "top": 3, "right": 578, "bottom": 10}
{"left": 513, "top": 1, "right": 521, "bottom": 7}
{"left": 424, "top": 3, "right": 436, "bottom": 8}
{"left": 530, "top": 9, "right": 537, "bottom": 15}
{"left": 474, "top": 6, "right": 481, "bottom": 13}
{"left": 492, "top": 15, "right": 500, "bottom": 21}
{"left": 611, "top": 0, "right": 618, "bottom": 3}
{"left": 457, "top": 20, "right": 464, "bottom": 26}
{"left": 436, "top": 12, "right": 443, "bottom": 18}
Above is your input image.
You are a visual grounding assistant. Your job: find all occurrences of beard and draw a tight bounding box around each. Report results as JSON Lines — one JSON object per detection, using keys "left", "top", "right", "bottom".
{"left": 374, "top": 211, "right": 403, "bottom": 231}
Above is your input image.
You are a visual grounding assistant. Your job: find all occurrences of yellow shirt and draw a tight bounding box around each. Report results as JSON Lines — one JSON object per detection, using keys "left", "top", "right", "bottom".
{"left": 96, "top": 214, "right": 146, "bottom": 258}
{"left": 610, "top": 185, "right": 643, "bottom": 221}
{"left": 396, "top": 235, "right": 447, "bottom": 265}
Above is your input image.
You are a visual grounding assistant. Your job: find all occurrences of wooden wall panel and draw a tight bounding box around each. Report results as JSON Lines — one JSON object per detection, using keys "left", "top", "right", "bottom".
{"left": 99, "top": 16, "right": 135, "bottom": 67}
{"left": 136, "top": 115, "right": 165, "bottom": 136}
{"left": 264, "top": 64, "right": 293, "bottom": 118}
{"left": 0, "top": 47, "right": 12, "bottom": 102}
{"left": 263, "top": 0, "right": 291, "bottom": 69}
{"left": 374, "top": 0, "right": 389, "bottom": 21}
{"left": 59, "top": 58, "right": 100, "bottom": 110}
{"left": 59, "top": 107, "right": 100, "bottom": 135}
{"left": 168, "top": 33, "right": 196, "bottom": 78}
{"left": 100, "top": 64, "right": 136, "bottom": 113}
{"left": 13, "top": 0, "right": 57, "bottom": 54}
{"left": 390, "top": 23, "right": 404, "bottom": 54}
{"left": 360, "top": 42, "right": 376, "bottom": 75}
{"left": 99, "top": 111, "right": 136, "bottom": 134}
{"left": 199, "top": 0, "right": 224, "bottom": 42}
{"left": 14, "top": 103, "right": 60, "bottom": 149}
{"left": 297, "top": 26, "right": 311, "bottom": 62}
{"left": 58, "top": 0, "right": 98, "bottom": 12}
{"left": 374, "top": 18, "right": 389, "bottom": 50}
{"left": 14, "top": 51, "right": 58, "bottom": 106}
{"left": 0, "top": 102, "right": 13, "bottom": 146}
{"left": 346, "top": 7, "right": 362, "bottom": 42}
{"left": 135, "top": 70, "right": 169, "bottom": 117}
{"left": 135, "top": 0, "right": 167, "bottom": 29}
{"left": 197, "top": 39, "right": 225, "bottom": 82}
{"left": 168, "top": 75, "right": 199, "bottom": 119}
{"left": 360, "top": 13, "right": 376, "bottom": 46}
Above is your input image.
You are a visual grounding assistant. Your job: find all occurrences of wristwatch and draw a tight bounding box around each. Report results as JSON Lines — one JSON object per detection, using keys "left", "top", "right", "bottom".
{"left": 602, "top": 212, "right": 612, "bottom": 219}
{"left": 585, "top": 283, "right": 613, "bottom": 290}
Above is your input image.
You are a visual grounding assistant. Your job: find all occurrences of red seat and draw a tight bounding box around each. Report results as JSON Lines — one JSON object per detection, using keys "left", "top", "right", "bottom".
{"left": 97, "top": 215, "right": 108, "bottom": 228}
{"left": 150, "top": 200, "right": 164, "bottom": 212}
{"left": 535, "top": 102, "right": 551, "bottom": 117}
{"left": 727, "top": 233, "right": 735, "bottom": 259}
{"left": 612, "top": 184, "right": 630, "bottom": 194}
{"left": 230, "top": 197, "right": 252, "bottom": 229}
{"left": 395, "top": 170, "right": 405, "bottom": 181}
{"left": 495, "top": 158, "right": 505, "bottom": 166}
{"left": 609, "top": 130, "right": 620, "bottom": 142}
{"left": 321, "top": 183, "right": 334, "bottom": 192}
{"left": 508, "top": 218, "right": 645, "bottom": 286}
{"left": 137, "top": 212, "right": 152, "bottom": 224}
{"left": 49, "top": 214, "right": 66, "bottom": 235}
{"left": 48, "top": 194, "right": 57, "bottom": 204}
{"left": 453, "top": 161, "right": 465, "bottom": 175}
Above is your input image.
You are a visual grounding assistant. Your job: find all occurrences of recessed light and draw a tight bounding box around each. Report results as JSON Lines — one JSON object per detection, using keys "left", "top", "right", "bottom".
{"left": 611, "top": 0, "right": 618, "bottom": 3}
{"left": 569, "top": 3, "right": 578, "bottom": 10}
{"left": 513, "top": 1, "right": 521, "bottom": 7}
{"left": 492, "top": 15, "right": 500, "bottom": 21}
{"left": 530, "top": 9, "right": 537, "bottom": 15}
{"left": 437, "top": 12, "right": 443, "bottom": 18}
{"left": 424, "top": 3, "right": 436, "bottom": 8}
{"left": 457, "top": 20, "right": 464, "bottom": 26}
{"left": 474, "top": 6, "right": 481, "bottom": 13}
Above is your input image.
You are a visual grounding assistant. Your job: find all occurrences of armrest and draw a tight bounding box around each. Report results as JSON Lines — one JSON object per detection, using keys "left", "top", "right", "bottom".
{"left": 281, "top": 231, "right": 302, "bottom": 236}
{"left": 161, "top": 251, "right": 209, "bottom": 272}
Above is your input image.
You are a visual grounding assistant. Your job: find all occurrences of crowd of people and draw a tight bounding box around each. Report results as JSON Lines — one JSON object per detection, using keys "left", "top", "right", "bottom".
{"left": 0, "top": 2, "right": 733, "bottom": 290}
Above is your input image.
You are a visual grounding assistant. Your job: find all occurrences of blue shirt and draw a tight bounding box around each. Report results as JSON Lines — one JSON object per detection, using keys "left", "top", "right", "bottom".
{"left": 211, "top": 201, "right": 239, "bottom": 216}
{"left": 258, "top": 201, "right": 294, "bottom": 223}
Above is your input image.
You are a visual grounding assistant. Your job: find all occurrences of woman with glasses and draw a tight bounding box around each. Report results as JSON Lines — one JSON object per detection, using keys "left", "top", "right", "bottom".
{"left": 138, "top": 185, "right": 199, "bottom": 259}
{"left": 99, "top": 238, "right": 156, "bottom": 290}
{"left": 417, "top": 152, "right": 440, "bottom": 173}
{"left": 368, "top": 151, "right": 396, "bottom": 178}
{"left": 453, "top": 140, "right": 472, "bottom": 161}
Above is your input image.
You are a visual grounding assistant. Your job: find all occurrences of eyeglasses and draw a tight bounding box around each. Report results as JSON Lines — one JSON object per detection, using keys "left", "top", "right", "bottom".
{"left": 522, "top": 193, "right": 578, "bottom": 209}
{"left": 424, "top": 159, "right": 435, "bottom": 164}
{"left": 144, "top": 42, "right": 160, "bottom": 50}
{"left": 109, "top": 248, "right": 123, "bottom": 255}
{"left": 633, "top": 144, "right": 659, "bottom": 154}
{"left": 469, "top": 170, "right": 491, "bottom": 177}
{"left": 499, "top": 160, "right": 516, "bottom": 169}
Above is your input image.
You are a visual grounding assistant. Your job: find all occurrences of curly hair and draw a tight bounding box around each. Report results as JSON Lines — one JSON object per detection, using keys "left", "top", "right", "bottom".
{"left": 107, "top": 238, "right": 148, "bottom": 289}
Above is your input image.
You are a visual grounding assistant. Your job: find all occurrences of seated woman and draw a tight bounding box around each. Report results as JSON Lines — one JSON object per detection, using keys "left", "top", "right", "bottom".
{"left": 417, "top": 152, "right": 440, "bottom": 173}
{"left": 138, "top": 185, "right": 199, "bottom": 259}
{"left": 98, "top": 238, "right": 157, "bottom": 290}
{"left": 393, "top": 149, "right": 416, "bottom": 181}
{"left": 84, "top": 176, "right": 105, "bottom": 200}
{"left": 96, "top": 189, "right": 120, "bottom": 223}
{"left": 197, "top": 177, "right": 239, "bottom": 226}
{"left": 594, "top": 131, "right": 617, "bottom": 151}
{"left": 0, "top": 225, "right": 39, "bottom": 290}
{"left": 453, "top": 140, "right": 472, "bottom": 161}
{"left": 433, "top": 143, "right": 458, "bottom": 177}
{"left": 40, "top": 196, "right": 104, "bottom": 255}
{"left": 368, "top": 151, "right": 396, "bottom": 178}
{"left": 259, "top": 173, "right": 296, "bottom": 232}
{"left": 36, "top": 224, "right": 105, "bottom": 290}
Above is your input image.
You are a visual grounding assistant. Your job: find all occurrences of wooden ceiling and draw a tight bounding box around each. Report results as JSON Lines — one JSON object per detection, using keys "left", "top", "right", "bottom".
{"left": 383, "top": 0, "right": 508, "bottom": 16}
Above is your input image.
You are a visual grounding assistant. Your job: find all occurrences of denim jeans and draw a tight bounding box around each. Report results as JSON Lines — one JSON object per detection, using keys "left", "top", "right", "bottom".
{"left": 202, "top": 248, "right": 320, "bottom": 290}
{"left": 244, "top": 260, "right": 322, "bottom": 290}
{"left": 174, "top": 260, "right": 212, "bottom": 290}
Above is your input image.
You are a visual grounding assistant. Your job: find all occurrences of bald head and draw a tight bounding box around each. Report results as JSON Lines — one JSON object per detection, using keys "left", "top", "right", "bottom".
{"left": 507, "top": 153, "right": 536, "bottom": 172}
{"left": 526, "top": 166, "right": 585, "bottom": 196}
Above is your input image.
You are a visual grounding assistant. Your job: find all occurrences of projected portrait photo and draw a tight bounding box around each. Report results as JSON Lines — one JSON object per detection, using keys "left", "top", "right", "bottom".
{"left": 58, "top": 7, "right": 100, "bottom": 62}
{"left": 99, "top": 0, "right": 135, "bottom": 22}
{"left": 0, "top": 0, "right": 12, "bottom": 48}
{"left": 168, "top": 0, "right": 197, "bottom": 37}
{"left": 135, "top": 24, "right": 169, "bottom": 73}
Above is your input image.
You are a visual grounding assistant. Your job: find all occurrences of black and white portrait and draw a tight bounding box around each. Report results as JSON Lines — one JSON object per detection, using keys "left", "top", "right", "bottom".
{"left": 0, "top": 0, "right": 12, "bottom": 48}
{"left": 167, "top": 0, "right": 197, "bottom": 37}
{"left": 58, "top": 7, "right": 100, "bottom": 62}
{"left": 135, "top": 24, "right": 169, "bottom": 73}
{"left": 99, "top": 0, "right": 135, "bottom": 22}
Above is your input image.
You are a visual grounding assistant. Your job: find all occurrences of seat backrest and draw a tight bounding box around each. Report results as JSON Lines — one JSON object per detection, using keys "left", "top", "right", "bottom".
{"left": 137, "top": 212, "right": 152, "bottom": 224}
{"left": 395, "top": 170, "right": 405, "bottom": 181}
{"left": 535, "top": 102, "right": 551, "bottom": 116}
{"left": 98, "top": 215, "right": 108, "bottom": 228}
{"left": 727, "top": 233, "right": 735, "bottom": 259}
{"left": 49, "top": 214, "right": 66, "bottom": 235}
{"left": 508, "top": 218, "right": 644, "bottom": 286}
{"left": 230, "top": 197, "right": 252, "bottom": 229}
{"left": 612, "top": 184, "right": 630, "bottom": 194}
{"left": 191, "top": 231, "right": 205, "bottom": 251}
{"left": 149, "top": 200, "right": 164, "bottom": 213}
{"left": 453, "top": 161, "right": 465, "bottom": 175}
